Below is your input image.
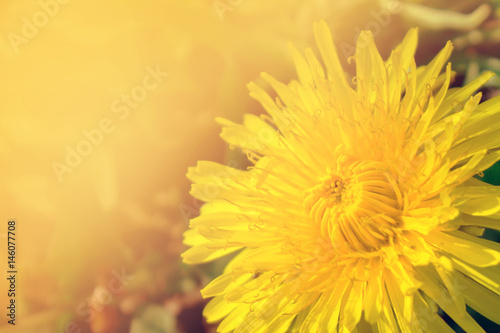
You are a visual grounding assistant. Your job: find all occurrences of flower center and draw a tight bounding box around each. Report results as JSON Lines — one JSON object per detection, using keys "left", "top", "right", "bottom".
{"left": 304, "top": 160, "right": 401, "bottom": 253}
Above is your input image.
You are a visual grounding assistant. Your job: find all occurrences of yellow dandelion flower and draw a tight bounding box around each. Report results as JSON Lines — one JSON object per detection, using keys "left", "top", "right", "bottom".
{"left": 183, "top": 21, "right": 500, "bottom": 332}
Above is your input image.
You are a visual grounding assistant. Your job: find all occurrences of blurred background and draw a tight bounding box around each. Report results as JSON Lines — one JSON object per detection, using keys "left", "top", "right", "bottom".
{"left": 1, "top": 0, "right": 500, "bottom": 332}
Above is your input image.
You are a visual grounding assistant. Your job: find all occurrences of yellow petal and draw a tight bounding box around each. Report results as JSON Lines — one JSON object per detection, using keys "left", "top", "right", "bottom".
{"left": 355, "top": 30, "right": 387, "bottom": 104}
{"left": 341, "top": 280, "right": 364, "bottom": 331}
{"left": 454, "top": 271, "right": 500, "bottom": 325}
{"left": 203, "top": 296, "right": 238, "bottom": 323}
{"left": 218, "top": 303, "right": 250, "bottom": 333}
{"left": 451, "top": 258, "right": 500, "bottom": 295}
{"left": 225, "top": 272, "right": 276, "bottom": 302}
{"left": 182, "top": 244, "right": 242, "bottom": 264}
{"left": 299, "top": 291, "right": 330, "bottom": 332}
{"left": 459, "top": 214, "right": 500, "bottom": 230}
{"left": 414, "top": 41, "right": 453, "bottom": 111}
{"left": 216, "top": 114, "right": 280, "bottom": 155}
{"left": 289, "top": 42, "right": 313, "bottom": 87}
{"left": 413, "top": 292, "right": 454, "bottom": 333}
{"left": 417, "top": 265, "right": 486, "bottom": 333}
{"left": 377, "top": 285, "right": 399, "bottom": 333}
{"left": 313, "top": 20, "right": 358, "bottom": 118}
{"left": 313, "top": 20, "right": 349, "bottom": 87}
{"left": 384, "top": 271, "right": 415, "bottom": 331}
{"left": 323, "top": 278, "right": 351, "bottom": 331}
{"left": 386, "top": 27, "right": 418, "bottom": 106}
{"left": 364, "top": 266, "right": 383, "bottom": 323}
{"left": 201, "top": 272, "right": 252, "bottom": 298}
{"left": 435, "top": 71, "right": 494, "bottom": 122}
{"left": 425, "top": 229, "right": 500, "bottom": 267}
{"left": 457, "top": 95, "right": 500, "bottom": 142}
{"left": 457, "top": 196, "right": 500, "bottom": 216}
